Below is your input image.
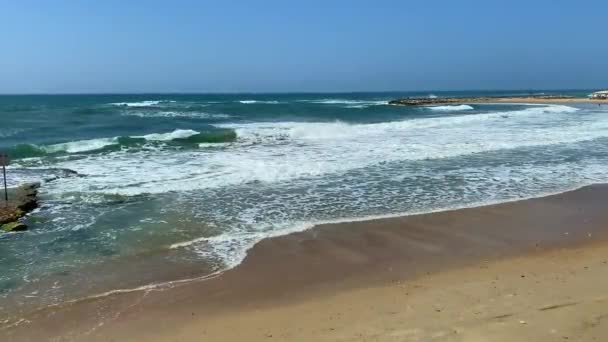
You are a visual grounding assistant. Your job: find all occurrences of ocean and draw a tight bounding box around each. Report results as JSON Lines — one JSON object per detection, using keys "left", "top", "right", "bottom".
{"left": 1, "top": 91, "right": 607, "bottom": 314}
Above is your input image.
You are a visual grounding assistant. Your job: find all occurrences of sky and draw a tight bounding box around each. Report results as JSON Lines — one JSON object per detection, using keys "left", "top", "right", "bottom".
{"left": 0, "top": 0, "right": 607, "bottom": 93}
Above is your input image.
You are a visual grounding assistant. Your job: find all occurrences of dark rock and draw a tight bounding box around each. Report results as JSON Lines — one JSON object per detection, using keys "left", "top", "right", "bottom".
{"left": 0, "top": 183, "right": 40, "bottom": 233}
{"left": 1, "top": 221, "right": 27, "bottom": 232}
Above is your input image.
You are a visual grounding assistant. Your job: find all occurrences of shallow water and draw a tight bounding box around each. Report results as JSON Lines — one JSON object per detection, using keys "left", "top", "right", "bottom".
{"left": 1, "top": 91, "right": 607, "bottom": 313}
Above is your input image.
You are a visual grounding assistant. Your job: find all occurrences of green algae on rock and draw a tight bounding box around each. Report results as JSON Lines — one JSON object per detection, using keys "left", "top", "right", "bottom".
{"left": 0, "top": 182, "right": 40, "bottom": 232}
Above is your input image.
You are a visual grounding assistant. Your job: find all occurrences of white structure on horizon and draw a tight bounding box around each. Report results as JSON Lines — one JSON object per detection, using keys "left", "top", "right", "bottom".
{"left": 590, "top": 90, "right": 608, "bottom": 99}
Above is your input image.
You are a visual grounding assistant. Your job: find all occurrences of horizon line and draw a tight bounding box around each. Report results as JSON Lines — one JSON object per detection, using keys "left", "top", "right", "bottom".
{"left": 0, "top": 88, "right": 599, "bottom": 96}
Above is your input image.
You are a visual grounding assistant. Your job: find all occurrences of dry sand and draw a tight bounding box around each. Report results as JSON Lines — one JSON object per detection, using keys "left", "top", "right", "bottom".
{"left": 168, "top": 242, "right": 608, "bottom": 342}
{"left": 3, "top": 185, "right": 608, "bottom": 341}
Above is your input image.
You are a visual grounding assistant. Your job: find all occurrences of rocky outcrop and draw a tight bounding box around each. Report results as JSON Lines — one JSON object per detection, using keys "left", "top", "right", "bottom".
{"left": 0, "top": 182, "right": 40, "bottom": 232}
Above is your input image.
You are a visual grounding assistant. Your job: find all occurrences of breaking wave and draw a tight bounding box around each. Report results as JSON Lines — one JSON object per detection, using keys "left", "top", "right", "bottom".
{"left": 110, "top": 100, "right": 176, "bottom": 107}
{"left": 238, "top": 100, "right": 281, "bottom": 104}
{"left": 7, "top": 129, "right": 237, "bottom": 159}
{"left": 428, "top": 104, "right": 474, "bottom": 112}
{"left": 122, "top": 111, "right": 231, "bottom": 119}
{"left": 305, "top": 99, "right": 388, "bottom": 107}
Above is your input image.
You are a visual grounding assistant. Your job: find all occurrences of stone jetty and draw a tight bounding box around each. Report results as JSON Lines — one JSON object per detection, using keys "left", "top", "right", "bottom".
{"left": 0, "top": 182, "right": 40, "bottom": 232}
{"left": 388, "top": 95, "right": 575, "bottom": 106}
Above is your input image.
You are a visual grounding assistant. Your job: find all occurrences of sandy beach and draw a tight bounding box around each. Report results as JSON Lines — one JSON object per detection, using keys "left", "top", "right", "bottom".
{"left": 2, "top": 1, "right": 606, "bottom": 341}
{"left": 183, "top": 241, "right": 608, "bottom": 342}
{"left": 3, "top": 184, "right": 608, "bottom": 341}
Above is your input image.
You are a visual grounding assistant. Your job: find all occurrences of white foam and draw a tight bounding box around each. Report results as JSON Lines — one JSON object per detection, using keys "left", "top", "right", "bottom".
{"left": 238, "top": 100, "right": 280, "bottom": 104}
{"left": 428, "top": 104, "right": 474, "bottom": 112}
{"left": 198, "top": 142, "right": 232, "bottom": 148}
{"left": 43, "top": 138, "right": 118, "bottom": 154}
{"left": 122, "top": 111, "right": 231, "bottom": 119}
{"left": 171, "top": 179, "right": 600, "bottom": 271}
{"left": 304, "top": 99, "right": 388, "bottom": 107}
{"left": 32, "top": 129, "right": 208, "bottom": 155}
{"left": 169, "top": 222, "right": 316, "bottom": 268}
{"left": 40, "top": 104, "right": 608, "bottom": 199}
{"left": 110, "top": 100, "right": 175, "bottom": 107}
{"left": 140, "top": 129, "right": 200, "bottom": 141}
{"left": 14, "top": 102, "right": 608, "bottom": 304}
{"left": 42, "top": 177, "right": 602, "bottom": 311}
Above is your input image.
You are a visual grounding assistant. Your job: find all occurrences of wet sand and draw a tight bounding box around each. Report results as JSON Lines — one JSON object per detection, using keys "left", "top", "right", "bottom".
{"left": 3, "top": 185, "right": 608, "bottom": 341}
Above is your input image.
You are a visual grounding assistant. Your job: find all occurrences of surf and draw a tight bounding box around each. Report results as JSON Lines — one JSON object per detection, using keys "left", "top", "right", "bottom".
{"left": 6, "top": 128, "right": 238, "bottom": 159}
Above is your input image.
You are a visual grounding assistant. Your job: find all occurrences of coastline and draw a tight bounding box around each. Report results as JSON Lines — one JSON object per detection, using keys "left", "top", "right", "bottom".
{"left": 4, "top": 184, "right": 608, "bottom": 341}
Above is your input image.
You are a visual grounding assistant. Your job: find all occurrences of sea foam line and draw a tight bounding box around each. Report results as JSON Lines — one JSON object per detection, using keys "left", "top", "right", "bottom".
{"left": 6, "top": 181, "right": 597, "bottom": 327}
{"left": 170, "top": 181, "right": 595, "bottom": 270}
{"left": 0, "top": 270, "right": 224, "bottom": 331}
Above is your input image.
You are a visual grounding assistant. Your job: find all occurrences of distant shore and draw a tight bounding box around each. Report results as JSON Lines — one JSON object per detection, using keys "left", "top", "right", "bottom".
{"left": 389, "top": 96, "right": 607, "bottom": 106}
{"left": 4, "top": 184, "right": 608, "bottom": 341}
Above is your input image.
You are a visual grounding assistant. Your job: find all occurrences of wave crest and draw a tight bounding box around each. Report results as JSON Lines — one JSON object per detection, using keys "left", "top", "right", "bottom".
{"left": 238, "top": 100, "right": 281, "bottom": 104}
{"left": 428, "top": 105, "right": 474, "bottom": 112}
{"left": 305, "top": 99, "right": 388, "bottom": 107}
{"left": 110, "top": 100, "right": 176, "bottom": 107}
{"left": 7, "top": 129, "right": 237, "bottom": 159}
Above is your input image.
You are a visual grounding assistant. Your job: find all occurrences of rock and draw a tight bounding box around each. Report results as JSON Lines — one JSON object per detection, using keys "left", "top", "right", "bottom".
{"left": 0, "top": 206, "right": 23, "bottom": 225}
{"left": 0, "top": 182, "right": 40, "bottom": 233}
{"left": 24, "top": 182, "right": 41, "bottom": 189}
{"left": 44, "top": 168, "right": 80, "bottom": 183}
{"left": 1, "top": 221, "right": 27, "bottom": 232}
{"left": 388, "top": 95, "right": 575, "bottom": 106}
{"left": 12, "top": 183, "right": 39, "bottom": 213}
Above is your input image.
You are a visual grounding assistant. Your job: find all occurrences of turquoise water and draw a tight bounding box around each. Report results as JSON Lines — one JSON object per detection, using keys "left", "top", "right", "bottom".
{"left": 1, "top": 91, "right": 607, "bottom": 313}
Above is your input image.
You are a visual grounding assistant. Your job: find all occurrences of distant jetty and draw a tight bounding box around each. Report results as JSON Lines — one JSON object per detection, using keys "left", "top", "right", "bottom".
{"left": 0, "top": 183, "right": 40, "bottom": 232}
{"left": 389, "top": 95, "right": 577, "bottom": 106}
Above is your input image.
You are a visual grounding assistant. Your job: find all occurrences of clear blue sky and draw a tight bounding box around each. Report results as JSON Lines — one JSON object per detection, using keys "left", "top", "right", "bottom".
{"left": 1, "top": 0, "right": 606, "bottom": 93}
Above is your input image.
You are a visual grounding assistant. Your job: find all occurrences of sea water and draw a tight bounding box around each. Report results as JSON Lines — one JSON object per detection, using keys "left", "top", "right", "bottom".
{"left": 1, "top": 91, "right": 607, "bottom": 313}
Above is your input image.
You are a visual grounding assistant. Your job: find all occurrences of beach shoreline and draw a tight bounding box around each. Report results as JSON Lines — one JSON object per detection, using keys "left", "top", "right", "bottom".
{"left": 3, "top": 184, "right": 608, "bottom": 341}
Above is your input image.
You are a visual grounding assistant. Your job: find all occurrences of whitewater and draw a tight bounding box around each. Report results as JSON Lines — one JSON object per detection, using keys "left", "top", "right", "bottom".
{"left": 1, "top": 92, "right": 608, "bottom": 314}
